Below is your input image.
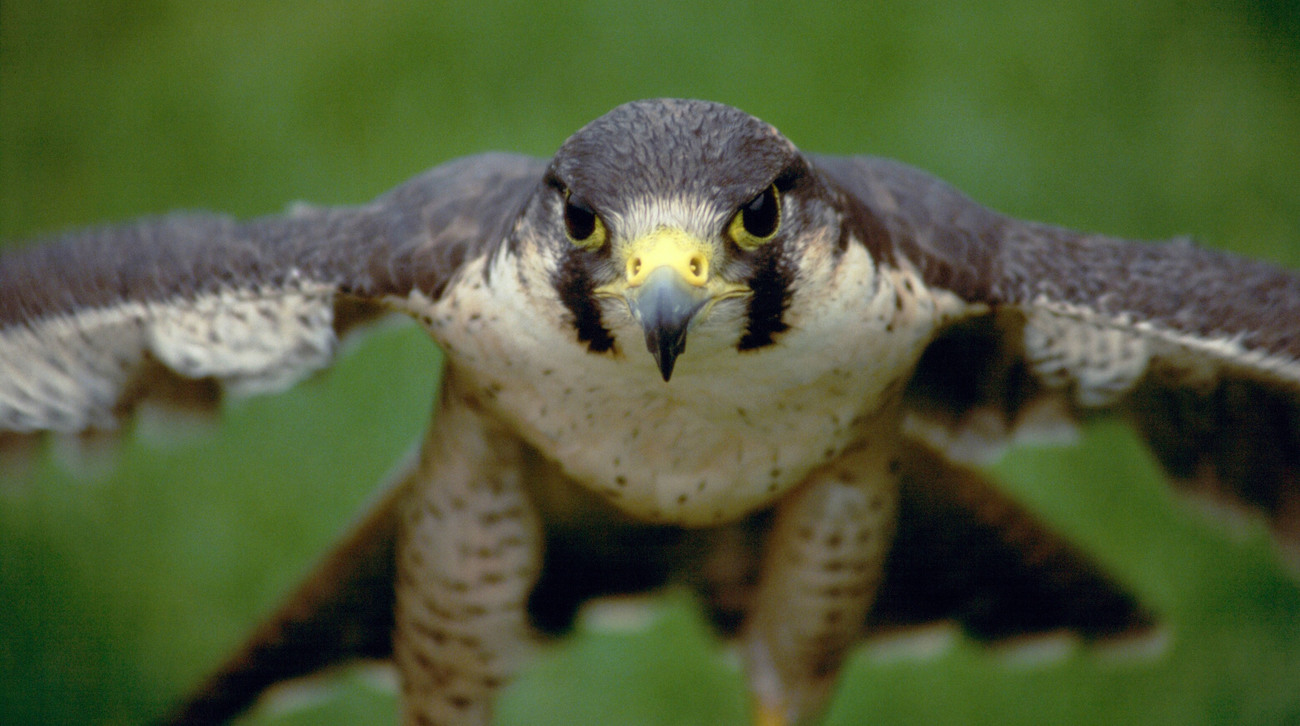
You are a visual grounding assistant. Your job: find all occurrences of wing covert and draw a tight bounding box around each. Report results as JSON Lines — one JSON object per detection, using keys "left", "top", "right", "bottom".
{"left": 815, "top": 154, "right": 1300, "bottom": 559}
{"left": 0, "top": 153, "right": 544, "bottom": 433}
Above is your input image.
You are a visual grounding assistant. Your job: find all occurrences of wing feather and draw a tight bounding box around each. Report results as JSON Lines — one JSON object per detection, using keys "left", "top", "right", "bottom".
{"left": 0, "top": 153, "right": 544, "bottom": 433}
{"left": 816, "top": 155, "right": 1300, "bottom": 557}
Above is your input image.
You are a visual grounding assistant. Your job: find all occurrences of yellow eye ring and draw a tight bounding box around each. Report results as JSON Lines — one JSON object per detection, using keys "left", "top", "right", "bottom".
{"left": 563, "top": 191, "right": 608, "bottom": 250}
{"left": 727, "top": 184, "right": 781, "bottom": 250}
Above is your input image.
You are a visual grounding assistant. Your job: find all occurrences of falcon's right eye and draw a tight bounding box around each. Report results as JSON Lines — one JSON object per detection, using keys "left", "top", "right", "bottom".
{"left": 563, "top": 192, "right": 607, "bottom": 250}
{"left": 727, "top": 184, "right": 781, "bottom": 250}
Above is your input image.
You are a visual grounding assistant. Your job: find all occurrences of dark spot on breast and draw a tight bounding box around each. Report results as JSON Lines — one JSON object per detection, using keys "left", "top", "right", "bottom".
{"left": 447, "top": 579, "right": 470, "bottom": 594}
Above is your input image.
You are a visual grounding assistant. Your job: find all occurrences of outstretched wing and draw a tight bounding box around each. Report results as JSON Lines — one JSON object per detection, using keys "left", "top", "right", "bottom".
{"left": 815, "top": 155, "right": 1300, "bottom": 560}
{"left": 0, "top": 153, "right": 545, "bottom": 435}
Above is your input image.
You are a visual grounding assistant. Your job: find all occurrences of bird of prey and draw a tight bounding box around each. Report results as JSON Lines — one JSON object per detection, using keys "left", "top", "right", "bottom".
{"left": 2, "top": 98, "right": 1297, "bottom": 726}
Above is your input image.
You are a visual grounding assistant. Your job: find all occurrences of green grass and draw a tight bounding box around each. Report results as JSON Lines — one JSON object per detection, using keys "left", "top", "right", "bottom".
{"left": 2, "top": 1, "right": 1299, "bottom": 724}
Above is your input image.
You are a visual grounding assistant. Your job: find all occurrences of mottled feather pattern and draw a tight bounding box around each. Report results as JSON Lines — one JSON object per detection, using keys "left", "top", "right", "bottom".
{"left": 0, "top": 154, "right": 542, "bottom": 431}
{"left": 997, "top": 230, "right": 1300, "bottom": 365}
{"left": 818, "top": 155, "right": 1300, "bottom": 380}
{"left": 819, "top": 155, "right": 1300, "bottom": 556}
{"left": 373, "top": 154, "right": 544, "bottom": 300}
{"left": 1, "top": 100, "right": 1297, "bottom": 726}
{"left": 813, "top": 155, "right": 1000, "bottom": 302}
{"left": 165, "top": 436, "right": 1155, "bottom": 725}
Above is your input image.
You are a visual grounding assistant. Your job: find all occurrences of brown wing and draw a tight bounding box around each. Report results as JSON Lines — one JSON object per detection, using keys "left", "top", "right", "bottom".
{"left": 0, "top": 153, "right": 545, "bottom": 435}
{"left": 815, "top": 154, "right": 1300, "bottom": 561}
{"left": 872, "top": 442, "right": 1153, "bottom": 640}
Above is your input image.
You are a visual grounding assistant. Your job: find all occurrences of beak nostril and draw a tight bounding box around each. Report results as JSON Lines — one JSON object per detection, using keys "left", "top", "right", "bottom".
{"left": 688, "top": 255, "right": 707, "bottom": 282}
{"left": 622, "top": 230, "right": 711, "bottom": 288}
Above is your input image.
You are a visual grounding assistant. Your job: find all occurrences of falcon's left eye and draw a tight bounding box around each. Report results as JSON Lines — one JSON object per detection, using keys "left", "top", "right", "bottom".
{"left": 563, "top": 192, "right": 608, "bottom": 250}
{"left": 727, "top": 184, "right": 781, "bottom": 250}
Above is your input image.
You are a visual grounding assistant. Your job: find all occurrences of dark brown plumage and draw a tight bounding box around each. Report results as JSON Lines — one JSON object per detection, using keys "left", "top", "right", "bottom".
{"left": 2, "top": 99, "right": 1296, "bottom": 726}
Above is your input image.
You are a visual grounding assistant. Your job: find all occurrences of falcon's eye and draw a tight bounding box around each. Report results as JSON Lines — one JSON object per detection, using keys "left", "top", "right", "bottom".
{"left": 727, "top": 184, "right": 781, "bottom": 249}
{"left": 563, "top": 193, "right": 607, "bottom": 250}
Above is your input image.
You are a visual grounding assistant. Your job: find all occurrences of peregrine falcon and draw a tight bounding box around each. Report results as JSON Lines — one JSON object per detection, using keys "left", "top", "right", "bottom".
{"left": 2, "top": 99, "right": 1297, "bottom": 726}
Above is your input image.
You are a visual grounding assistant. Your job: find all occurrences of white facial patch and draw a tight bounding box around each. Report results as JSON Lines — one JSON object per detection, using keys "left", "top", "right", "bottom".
{"left": 605, "top": 195, "right": 727, "bottom": 249}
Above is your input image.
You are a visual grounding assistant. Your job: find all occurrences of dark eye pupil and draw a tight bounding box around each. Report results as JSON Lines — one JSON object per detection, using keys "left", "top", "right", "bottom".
{"left": 564, "top": 196, "right": 597, "bottom": 240}
{"left": 741, "top": 186, "right": 779, "bottom": 238}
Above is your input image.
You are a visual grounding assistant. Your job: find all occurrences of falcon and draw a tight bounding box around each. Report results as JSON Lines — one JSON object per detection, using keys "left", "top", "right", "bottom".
{"left": 2, "top": 99, "right": 1297, "bottom": 726}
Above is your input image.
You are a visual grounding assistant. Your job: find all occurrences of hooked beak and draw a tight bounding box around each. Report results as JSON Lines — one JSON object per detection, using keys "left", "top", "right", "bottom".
{"left": 618, "top": 228, "right": 714, "bottom": 381}
{"left": 628, "top": 266, "right": 709, "bottom": 381}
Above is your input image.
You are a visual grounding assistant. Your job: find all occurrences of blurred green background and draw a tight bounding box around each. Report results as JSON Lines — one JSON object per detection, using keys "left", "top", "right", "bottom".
{"left": 2, "top": 1, "right": 1299, "bottom": 724}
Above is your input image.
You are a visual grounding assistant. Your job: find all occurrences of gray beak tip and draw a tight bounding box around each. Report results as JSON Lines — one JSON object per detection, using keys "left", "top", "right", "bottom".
{"left": 629, "top": 267, "right": 706, "bottom": 383}
{"left": 646, "top": 328, "right": 685, "bottom": 381}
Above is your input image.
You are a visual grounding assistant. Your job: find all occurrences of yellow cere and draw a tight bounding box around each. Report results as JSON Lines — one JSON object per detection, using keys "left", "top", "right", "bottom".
{"left": 625, "top": 228, "right": 710, "bottom": 287}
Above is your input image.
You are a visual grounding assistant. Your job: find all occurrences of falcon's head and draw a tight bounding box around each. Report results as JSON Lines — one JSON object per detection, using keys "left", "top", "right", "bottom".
{"left": 513, "top": 99, "right": 865, "bottom": 381}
